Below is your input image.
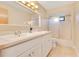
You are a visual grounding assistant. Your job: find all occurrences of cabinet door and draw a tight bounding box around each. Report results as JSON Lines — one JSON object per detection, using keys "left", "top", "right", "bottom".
{"left": 47, "top": 39, "right": 52, "bottom": 52}
{"left": 31, "top": 44, "right": 41, "bottom": 57}
{"left": 19, "top": 44, "right": 41, "bottom": 57}
{"left": 18, "top": 49, "right": 32, "bottom": 57}
{"left": 41, "top": 34, "right": 52, "bottom": 57}
{"left": 1, "top": 38, "right": 41, "bottom": 57}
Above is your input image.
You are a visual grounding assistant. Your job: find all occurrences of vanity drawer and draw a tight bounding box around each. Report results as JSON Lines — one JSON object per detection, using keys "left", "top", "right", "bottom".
{"left": 1, "top": 38, "right": 41, "bottom": 57}
{"left": 19, "top": 43, "right": 41, "bottom": 57}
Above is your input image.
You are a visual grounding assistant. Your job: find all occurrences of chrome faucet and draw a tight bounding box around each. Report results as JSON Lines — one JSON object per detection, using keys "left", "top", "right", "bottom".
{"left": 14, "top": 31, "right": 21, "bottom": 37}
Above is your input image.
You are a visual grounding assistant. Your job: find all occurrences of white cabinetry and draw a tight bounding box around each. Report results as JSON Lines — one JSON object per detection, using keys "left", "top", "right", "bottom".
{"left": 0, "top": 33, "right": 53, "bottom": 57}
{"left": 41, "top": 34, "right": 53, "bottom": 56}
{"left": 1, "top": 38, "right": 41, "bottom": 57}
{"left": 20, "top": 44, "right": 41, "bottom": 57}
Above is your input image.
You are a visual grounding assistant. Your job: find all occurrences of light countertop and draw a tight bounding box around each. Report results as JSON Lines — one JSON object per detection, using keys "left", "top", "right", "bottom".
{"left": 0, "top": 31, "right": 50, "bottom": 50}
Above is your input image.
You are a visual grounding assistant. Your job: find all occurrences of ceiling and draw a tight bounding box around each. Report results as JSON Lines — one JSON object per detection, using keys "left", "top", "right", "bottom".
{"left": 0, "top": 1, "right": 75, "bottom": 17}
{"left": 38, "top": 1, "right": 75, "bottom": 10}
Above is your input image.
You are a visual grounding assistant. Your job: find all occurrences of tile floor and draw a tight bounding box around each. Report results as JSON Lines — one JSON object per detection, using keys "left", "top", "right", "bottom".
{"left": 48, "top": 45, "right": 77, "bottom": 57}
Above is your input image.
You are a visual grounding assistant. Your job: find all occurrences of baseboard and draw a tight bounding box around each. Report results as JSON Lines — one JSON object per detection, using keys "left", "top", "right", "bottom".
{"left": 46, "top": 47, "right": 54, "bottom": 57}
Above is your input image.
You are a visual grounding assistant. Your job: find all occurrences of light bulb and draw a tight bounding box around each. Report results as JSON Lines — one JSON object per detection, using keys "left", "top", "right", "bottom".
{"left": 35, "top": 5, "right": 38, "bottom": 8}
{"left": 31, "top": 7, "right": 34, "bottom": 9}
{"left": 27, "top": 3, "right": 31, "bottom": 7}
{"left": 30, "top": 2, "right": 35, "bottom": 6}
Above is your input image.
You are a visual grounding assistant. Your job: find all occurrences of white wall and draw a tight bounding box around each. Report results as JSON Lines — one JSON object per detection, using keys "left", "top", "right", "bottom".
{"left": 59, "top": 15, "right": 72, "bottom": 40}
{"left": 48, "top": 17, "right": 60, "bottom": 38}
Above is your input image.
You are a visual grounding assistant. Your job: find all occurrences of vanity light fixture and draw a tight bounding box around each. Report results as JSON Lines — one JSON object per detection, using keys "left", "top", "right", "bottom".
{"left": 19, "top": 1, "right": 39, "bottom": 12}
{"left": 27, "top": 3, "right": 31, "bottom": 7}
{"left": 35, "top": 5, "right": 38, "bottom": 8}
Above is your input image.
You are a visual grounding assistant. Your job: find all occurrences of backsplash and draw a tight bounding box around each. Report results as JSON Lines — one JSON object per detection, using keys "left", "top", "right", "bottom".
{"left": 0, "top": 24, "right": 26, "bottom": 35}
{"left": 0, "top": 24, "right": 43, "bottom": 35}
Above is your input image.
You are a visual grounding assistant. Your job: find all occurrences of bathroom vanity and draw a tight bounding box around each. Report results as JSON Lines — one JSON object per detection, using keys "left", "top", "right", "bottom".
{"left": 0, "top": 31, "right": 54, "bottom": 57}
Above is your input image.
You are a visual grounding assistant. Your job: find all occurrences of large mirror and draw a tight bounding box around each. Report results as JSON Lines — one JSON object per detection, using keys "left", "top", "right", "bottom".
{"left": 0, "top": 6, "right": 8, "bottom": 24}
{"left": 0, "top": 1, "right": 40, "bottom": 34}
